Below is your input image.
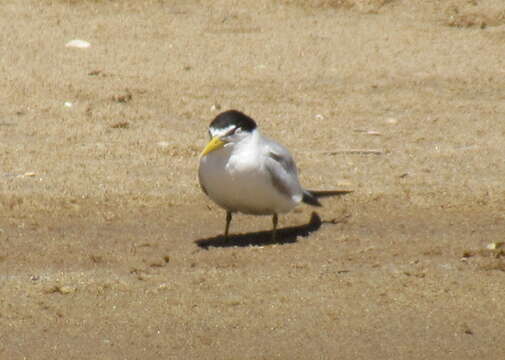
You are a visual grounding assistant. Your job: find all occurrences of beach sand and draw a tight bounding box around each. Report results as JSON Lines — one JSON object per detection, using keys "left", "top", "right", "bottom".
{"left": 1, "top": 0, "right": 505, "bottom": 358}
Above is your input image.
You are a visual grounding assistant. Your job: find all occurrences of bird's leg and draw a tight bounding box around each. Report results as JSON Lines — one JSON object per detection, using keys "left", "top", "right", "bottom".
{"left": 272, "top": 213, "right": 278, "bottom": 242}
{"left": 224, "top": 211, "right": 232, "bottom": 239}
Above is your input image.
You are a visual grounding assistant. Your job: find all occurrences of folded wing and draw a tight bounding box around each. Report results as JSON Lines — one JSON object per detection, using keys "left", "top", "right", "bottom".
{"left": 264, "top": 142, "right": 303, "bottom": 202}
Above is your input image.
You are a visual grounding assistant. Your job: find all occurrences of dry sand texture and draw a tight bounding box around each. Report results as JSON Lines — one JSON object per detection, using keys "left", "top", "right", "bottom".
{"left": 2, "top": 0, "right": 505, "bottom": 358}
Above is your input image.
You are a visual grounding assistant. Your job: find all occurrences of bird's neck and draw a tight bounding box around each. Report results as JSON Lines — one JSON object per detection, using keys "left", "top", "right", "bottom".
{"left": 233, "top": 129, "right": 260, "bottom": 154}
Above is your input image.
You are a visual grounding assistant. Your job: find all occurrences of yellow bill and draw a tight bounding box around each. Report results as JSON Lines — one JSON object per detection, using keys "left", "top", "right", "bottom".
{"left": 200, "top": 136, "right": 225, "bottom": 157}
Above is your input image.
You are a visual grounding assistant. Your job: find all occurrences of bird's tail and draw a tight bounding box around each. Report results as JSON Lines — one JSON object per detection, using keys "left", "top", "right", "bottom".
{"left": 302, "top": 189, "right": 353, "bottom": 207}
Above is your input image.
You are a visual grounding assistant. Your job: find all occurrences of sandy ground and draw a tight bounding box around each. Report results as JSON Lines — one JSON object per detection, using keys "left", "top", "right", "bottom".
{"left": 2, "top": 0, "right": 505, "bottom": 358}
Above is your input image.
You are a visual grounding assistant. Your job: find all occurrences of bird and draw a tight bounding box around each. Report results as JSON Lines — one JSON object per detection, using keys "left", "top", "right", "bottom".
{"left": 198, "top": 109, "right": 349, "bottom": 241}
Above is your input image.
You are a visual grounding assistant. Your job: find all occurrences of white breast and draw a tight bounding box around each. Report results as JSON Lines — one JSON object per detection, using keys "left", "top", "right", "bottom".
{"left": 198, "top": 135, "right": 300, "bottom": 215}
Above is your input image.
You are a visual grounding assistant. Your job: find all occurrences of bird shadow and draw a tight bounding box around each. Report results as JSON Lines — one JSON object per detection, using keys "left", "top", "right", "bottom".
{"left": 194, "top": 212, "right": 348, "bottom": 249}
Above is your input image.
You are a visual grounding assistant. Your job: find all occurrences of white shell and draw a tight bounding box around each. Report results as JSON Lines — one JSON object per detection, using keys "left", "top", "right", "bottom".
{"left": 65, "top": 39, "right": 91, "bottom": 48}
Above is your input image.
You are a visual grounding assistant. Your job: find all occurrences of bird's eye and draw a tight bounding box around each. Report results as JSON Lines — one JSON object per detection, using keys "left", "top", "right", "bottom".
{"left": 225, "top": 127, "right": 238, "bottom": 137}
{"left": 234, "top": 128, "right": 242, "bottom": 135}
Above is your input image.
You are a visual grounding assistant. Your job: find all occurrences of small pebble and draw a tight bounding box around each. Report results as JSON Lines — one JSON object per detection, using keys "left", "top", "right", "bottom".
{"left": 486, "top": 242, "right": 504, "bottom": 250}
{"left": 367, "top": 130, "right": 381, "bottom": 136}
{"left": 58, "top": 285, "right": 76, "bottom": 294}
{"left": 157, "top": 141, "right": 170, "bottom": 149}
{"left": 210, "top": 104, "right": 222, "bottom": 111}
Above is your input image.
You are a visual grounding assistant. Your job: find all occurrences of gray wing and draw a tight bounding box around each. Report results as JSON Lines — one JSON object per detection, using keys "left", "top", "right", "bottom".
{"left": 264, "top": 139, "right": 303, "bottom": 201}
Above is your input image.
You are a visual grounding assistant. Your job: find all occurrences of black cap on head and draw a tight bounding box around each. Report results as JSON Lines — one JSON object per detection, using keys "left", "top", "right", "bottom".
{"left": 210, "top": 110, "right": 257, "bottom": 132}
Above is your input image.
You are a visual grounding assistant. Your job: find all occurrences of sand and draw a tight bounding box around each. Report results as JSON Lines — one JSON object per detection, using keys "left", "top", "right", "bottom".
{"left": 1, "top": 0, "right": 505, "bottom": 358}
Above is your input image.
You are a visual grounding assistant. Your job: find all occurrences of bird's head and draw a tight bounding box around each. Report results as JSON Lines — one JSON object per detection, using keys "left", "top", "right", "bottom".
{"left": 200, "top": 110, "right": 257, "bottom": 157}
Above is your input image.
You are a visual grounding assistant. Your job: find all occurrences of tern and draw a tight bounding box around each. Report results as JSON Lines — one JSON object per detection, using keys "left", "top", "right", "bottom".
{"left": 198, "top": 110, "right": 349, "bottom": 241}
